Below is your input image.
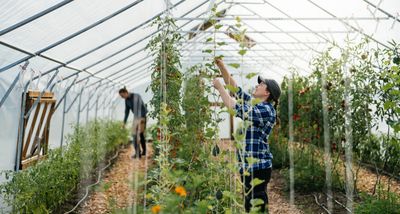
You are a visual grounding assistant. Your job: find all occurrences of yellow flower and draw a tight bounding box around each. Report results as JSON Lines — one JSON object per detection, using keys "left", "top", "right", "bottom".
{"left": 151, "top": 205, "right": 161, "bottom": 214}
{"left": 175, "top": 186, "right": 187, "bottom": 197}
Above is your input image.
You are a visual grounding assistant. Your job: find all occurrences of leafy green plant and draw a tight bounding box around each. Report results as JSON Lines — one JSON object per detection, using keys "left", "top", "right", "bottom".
{"left": 140, "top": 3, "right": 253, "bottom": 213}
{"left": 355, "top": 188, "right": 400, "bottom": 214}
{"left": 269, "top": 132, "right": 290, "bottom": 169}
{"left": 146, "top": 15, "right": 184, "bottom": 156}
{"left": 269, "top": 129, "right": 344, "bottom": 194}
{"left": 0, "top": 120, "right": 129, "bottom": 213}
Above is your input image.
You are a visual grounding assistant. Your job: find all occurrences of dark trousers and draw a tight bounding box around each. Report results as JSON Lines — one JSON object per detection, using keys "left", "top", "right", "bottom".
{"left": 241, "top": 167, "right": 272, "bottom": 213}
{"left": 133, "top": 133, "right": 146, "bottom": 155}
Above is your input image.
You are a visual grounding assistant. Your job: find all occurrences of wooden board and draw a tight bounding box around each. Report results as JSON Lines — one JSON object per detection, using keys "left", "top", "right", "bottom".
{"left": 17, "top": 90, "right": 56, "bottom": 170}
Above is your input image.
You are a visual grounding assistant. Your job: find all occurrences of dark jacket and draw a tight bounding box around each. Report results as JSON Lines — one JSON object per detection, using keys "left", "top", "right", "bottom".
{"left": 123, "top": 93, "right": 147, "bottom": 124}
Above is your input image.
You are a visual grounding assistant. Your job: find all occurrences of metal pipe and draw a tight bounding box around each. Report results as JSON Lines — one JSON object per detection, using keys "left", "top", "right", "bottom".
{"left": 15, "top": 87, "right": 28, "bottom": 171}
{"left": 85, "top": 57, "right": 152, "bottom": 88}
{"left": 180, "top": 48, "right": 310, "bottom": 52}
{"left": 75, "top": 48, "right": 148, "bottom": 84}
{"left": 24, "top": 69, "right": 60, "bottom": 119}
{"left": 362, "top": 0, "right": 400, "bottom": 24}
{"left": 177, "top": 30, "right": 355, "bottom": 34}
{"left": 0, "top": 61, "right": 29, "bottom": 108}
{"left": 82, "top": 0, "right": 216, "bottom": 87}
{"left": 11, "top": 0, "right": 191, "bottom": 87}
{"left": 241, "top": 3, "right": 327, "bottom": 52}
{"left": 307, "top": 0, "right": 390, "bottom": 49}
{"left": 0, "top": 0, "right": 74, "bottom": 36}
{"left": 236, "top": 4, "right": 322, "bottom": 65}
{"left": 180, "top": 41, "right": 325, "bottom": 45}
{"left": 77, "top": 88, "right": 83, "bottom": 126}
{"left": 60, "top": 93, "right": 67, "bottom": 149}
{"left": 174, "top": 16, "right": 390, "bottom": 21}
{"left": 0, "top": 41, "right": 117, "bottom": 84}
{"left": 95, "top": 95, "right": 99, "bottom": 121}
{"left": 0, "top": 0, "right": 145, "bottom": 73}
{"left": 54, "top": 75, "right": 79, "bottom": 110}
{"left": 64, "top": 80, "right": 88, "bottom": 113}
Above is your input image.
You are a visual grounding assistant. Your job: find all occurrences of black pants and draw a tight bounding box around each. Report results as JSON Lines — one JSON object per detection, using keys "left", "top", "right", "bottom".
{"left": 241, "top": 167, "right": 272, "bottom": 213}
{"left": 133, "top": 133, "right": 146, "bottom": 156}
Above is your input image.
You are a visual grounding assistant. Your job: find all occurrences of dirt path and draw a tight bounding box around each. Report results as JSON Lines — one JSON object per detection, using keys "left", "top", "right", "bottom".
{"left": 346, "top": 163, "right": 400, "bottom": 195}
{"left": 268, "top": 170, "right": 304, "bottom": 214}
{"left": 79, "top": 140, "right": 306, "bottom": 214}
{"left": 311, "top": 147, "right": 400, "bottom": 195}
{"left": 80, "top": 144, "right": 153, "bottom": 214}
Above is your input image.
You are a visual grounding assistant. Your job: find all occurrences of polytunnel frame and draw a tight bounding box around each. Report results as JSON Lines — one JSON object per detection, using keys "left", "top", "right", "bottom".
{"left": 0, "top": 0, "right": 398, "bottom": 172}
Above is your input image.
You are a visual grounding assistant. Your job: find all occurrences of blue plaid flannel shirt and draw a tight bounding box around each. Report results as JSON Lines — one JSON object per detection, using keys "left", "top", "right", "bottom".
{"left": 234, "top": 87, "right": 276, "bottom": 173}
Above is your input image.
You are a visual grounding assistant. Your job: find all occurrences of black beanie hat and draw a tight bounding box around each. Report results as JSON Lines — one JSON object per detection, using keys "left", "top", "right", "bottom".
{"left": 258, "top": 76, "right": 281, "bottom": 101}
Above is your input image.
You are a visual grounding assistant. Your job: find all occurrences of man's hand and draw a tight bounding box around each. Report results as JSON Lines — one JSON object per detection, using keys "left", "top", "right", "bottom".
{"left": 213, "top": 78, "right": 223, "bottom": 90}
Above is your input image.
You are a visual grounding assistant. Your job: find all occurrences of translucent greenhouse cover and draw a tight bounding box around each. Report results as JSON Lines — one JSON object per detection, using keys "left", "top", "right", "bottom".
{"left": 0, "top": 0, "right": 399, "bottom": 183}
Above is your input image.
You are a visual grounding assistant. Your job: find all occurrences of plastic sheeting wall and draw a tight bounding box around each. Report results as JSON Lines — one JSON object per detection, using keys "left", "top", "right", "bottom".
{"left": 0, "top": 72, "right": 119, "bottom": 177}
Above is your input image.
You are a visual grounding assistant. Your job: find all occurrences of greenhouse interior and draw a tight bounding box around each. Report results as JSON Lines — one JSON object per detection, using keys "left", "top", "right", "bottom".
{"left": 0, "top": 0, "right": 399, "bottom": 213}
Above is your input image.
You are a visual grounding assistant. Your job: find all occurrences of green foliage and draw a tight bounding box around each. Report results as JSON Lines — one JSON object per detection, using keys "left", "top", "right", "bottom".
{"left": 355, "top": 188, "right": 400, "bottom": 214}
{"left": 139, "top": 4, "right": 250, "bottom": 213}
{"left": 270, "top": 133, "right": 344, "bottom": 193}
{"left": 180, "top": 65, "right": 213, "bottom": 164}
{"left": 279, "top": 40, "right": 400, "bottom": 178}
{"left": 283, "top": 146, "right": 344, "bottom": 193}
{"left": 0, "top": 120, "right": 129, "bottom": 213}
{"left": 279, "top": 73, "right": 324, "bottom": 147}
{"left": 269, "top": 133, "right": 290, "bottom": 169}
{"left": 146, "top": 16, "right": 184, "bottom": 145}
{"left": 374, "top": 43, "right": 400, "bottom": 134}
{"left": 182, "top": 65, "right": 212, "bottom": 136}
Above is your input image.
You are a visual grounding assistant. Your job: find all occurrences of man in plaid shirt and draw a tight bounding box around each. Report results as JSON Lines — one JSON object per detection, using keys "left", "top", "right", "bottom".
{"left": 213, "top": 59, "right": 281, "bottom": 213}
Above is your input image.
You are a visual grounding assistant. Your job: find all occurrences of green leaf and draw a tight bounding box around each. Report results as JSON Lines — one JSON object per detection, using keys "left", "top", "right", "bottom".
{"left": 206, "top": 37, "right": 213, "bottom": 42}
{"left": 235, "top": 142, "right": 242, "bottom": 150}
{"left": 225, "top": 84, "right": 239, "bottom": 93}
{"left": 215, "top": 54, "right": 224, "bottom": 59}
{"left": 223, "top": 190, "right": 234, "bottom": 199}
{"left": 393, "top": 123, "right": 400, "bottom": 133}
{"left": 203, "top": 49, "right": 213, "bottom": 53}
{"left": 235, "top": 23, "right": 242, "bottom": 28}
{"left": 389, "top": 89, "right": 400, "bottom": 96}
{"left": 205, "top": 128, "right": 215, "bottom": 138}
{"left": 227, "top": 163, "right": 237, "bottom": 171}
{"left": 384, "top": 101, "right": 395, "bottom": 110}
{"left": 228, "top": 63, "right": 240, "bottom": 69}
{"left": 382, "top": 83, "right": 394, "bottom": 91}
{"left": 246, "top": 157, "right": 260, "bottom": 165}
{"left": 226, "top": 108, "right": 236, "bottom": 116}
{"left": 238, "top": 49, "right": 247, "bottom": 56}
{"left": 215, "top": 24, "right": 223, "bottom": 29}
{"left": 209, "top": 19, "right": 217, "bottom": 25}
{"left": 217, "top": 42, "right": 227, "bottom": 46}
{"left": 251, "top": 98, "right": 262, "bottom": 106}
{"left": 250, "top": 198, "right": 265, "bottom": 206}
{"left": 391, "top": 65, "right": 399, "bottom": 72}
{"left": 235, "top": 16, "right": 241, "bottom": 23}
{"left": 233, "top": 132, "right": 245, "bottom": 142}
{"left": 245, "top": 72, "right": 258, "bottom": 79}
{"left": 225, "top": 210, "right": 233, "bottom": 214}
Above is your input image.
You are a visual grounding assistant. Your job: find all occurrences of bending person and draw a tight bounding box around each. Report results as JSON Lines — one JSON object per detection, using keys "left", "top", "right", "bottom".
{"left": 119, "top": 87, "right": 148, "bottom": 159}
